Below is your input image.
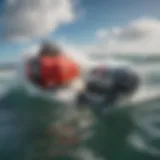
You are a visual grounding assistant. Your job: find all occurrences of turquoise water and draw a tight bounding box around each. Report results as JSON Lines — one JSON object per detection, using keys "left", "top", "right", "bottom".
{"left": 0, "top": 87, "right": 160, "bottom": 160}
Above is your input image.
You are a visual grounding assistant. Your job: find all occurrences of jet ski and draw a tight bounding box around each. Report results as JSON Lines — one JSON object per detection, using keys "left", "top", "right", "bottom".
{"left": 76, "top": 63, "right": 140, "bottom": 115}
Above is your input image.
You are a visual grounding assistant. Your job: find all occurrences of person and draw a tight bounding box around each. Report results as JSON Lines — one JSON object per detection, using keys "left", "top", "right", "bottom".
{"left": 25, "top": 41, "right": 140, "bottom": 112}
{"left": 25, "top": 41, "right": 80, "bottom": 90}
{"left": 77, "top": 65, "right": 140, "bottom": 111}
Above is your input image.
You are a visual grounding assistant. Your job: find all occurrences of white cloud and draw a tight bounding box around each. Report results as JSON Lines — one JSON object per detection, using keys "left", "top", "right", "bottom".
{"left": 95, "top": 17, "right": 160, "bottom": 54}
{"left": 2, "top": 0, "right": 77, "bottom": 41}
{"left": 96, "top": 29, "right": 108, "bottom": 39}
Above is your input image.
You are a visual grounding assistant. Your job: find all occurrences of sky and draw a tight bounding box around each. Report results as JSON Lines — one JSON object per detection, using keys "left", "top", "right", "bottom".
{"left": 1, "top": 0, "right": 160, "bottom": 62}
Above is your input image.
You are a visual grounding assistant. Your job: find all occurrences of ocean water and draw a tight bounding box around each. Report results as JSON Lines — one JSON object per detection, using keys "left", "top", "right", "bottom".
{"left": 0, "top": 56, "right": 160, "bottom": 160}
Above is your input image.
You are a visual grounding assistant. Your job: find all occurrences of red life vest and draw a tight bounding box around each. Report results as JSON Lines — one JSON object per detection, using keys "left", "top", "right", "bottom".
{"left": 26, "top": 55, "right": 80, "bottom": 89}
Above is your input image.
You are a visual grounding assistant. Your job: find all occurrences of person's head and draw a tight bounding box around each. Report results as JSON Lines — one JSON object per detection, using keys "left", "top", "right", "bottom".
{"left": 39, "top": 40, "right": 61, "bottom": 56}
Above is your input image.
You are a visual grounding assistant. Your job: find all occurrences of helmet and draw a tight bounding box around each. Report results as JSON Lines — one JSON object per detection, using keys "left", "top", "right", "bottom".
{"left": 39, "top": 41, "right": 61, "bottom": 56}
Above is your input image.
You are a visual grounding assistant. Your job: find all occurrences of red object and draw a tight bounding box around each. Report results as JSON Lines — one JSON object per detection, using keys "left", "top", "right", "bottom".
{"left": 26, "top": 55, "right": 80, "bottom": 88}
